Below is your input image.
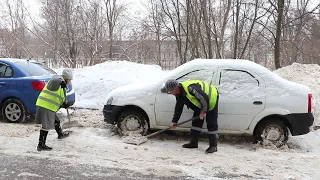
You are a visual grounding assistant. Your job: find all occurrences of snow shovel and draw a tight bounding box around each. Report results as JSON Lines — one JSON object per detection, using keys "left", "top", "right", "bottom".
{"left": 61, "top": 108, "right": 81, "bottom": 129}
{"left": 123, "top": 116, "right": 200, "bottom": 145}
{"left": 61, "top": 87, "right": 81, "bottom": 129}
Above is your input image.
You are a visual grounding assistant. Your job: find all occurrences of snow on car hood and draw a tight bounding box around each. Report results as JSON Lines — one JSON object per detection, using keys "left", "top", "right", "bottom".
{"left": 107, "top": 82, "right": 158, "bottom": 103}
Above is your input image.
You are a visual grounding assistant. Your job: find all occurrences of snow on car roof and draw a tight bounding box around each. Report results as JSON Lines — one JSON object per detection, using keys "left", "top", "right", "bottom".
{"left": 167, "top": 58, "right": 273, "bottom": 78}
{"left": 192, "top": 58, "right": 271, "bottom": 72}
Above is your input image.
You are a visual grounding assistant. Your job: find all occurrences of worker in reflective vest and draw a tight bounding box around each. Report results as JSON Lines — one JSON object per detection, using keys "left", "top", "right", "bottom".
{"left": 161, "top": 79, "right": 219, "bottom": 153}
{"left": 35, "top": 69, "right": 73, "bottom": 151}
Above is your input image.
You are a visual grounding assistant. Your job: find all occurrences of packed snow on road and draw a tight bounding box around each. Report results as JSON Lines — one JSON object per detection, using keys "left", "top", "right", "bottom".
{"left": 1, "top": 61, "right": 320, "bottom": 179}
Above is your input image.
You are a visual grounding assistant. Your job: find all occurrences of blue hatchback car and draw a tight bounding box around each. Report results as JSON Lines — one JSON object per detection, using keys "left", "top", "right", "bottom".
{"left": 0, "top": 58, "right": 75, "bottom": 123}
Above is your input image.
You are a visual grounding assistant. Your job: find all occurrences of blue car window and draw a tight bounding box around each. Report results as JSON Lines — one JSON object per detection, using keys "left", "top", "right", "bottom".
{"left": 15, "top": 61, "right": 56, "bottom": 76}
{"left": 0, "top": 64, "right": 13, "bottom": 77}
{"left": 5, "top": 67, "right": 13, "bottom": 77}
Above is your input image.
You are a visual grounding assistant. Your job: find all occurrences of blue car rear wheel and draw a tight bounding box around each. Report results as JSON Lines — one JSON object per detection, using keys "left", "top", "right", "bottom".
{"left": 2, "top": 98, "right": 26, "bottom": 123}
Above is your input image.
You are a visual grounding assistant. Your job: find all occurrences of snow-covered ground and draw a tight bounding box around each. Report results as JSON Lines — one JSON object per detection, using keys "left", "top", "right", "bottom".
{"left": 1, "top": 60, "right": 320, "bottom": 179}
{"left": 1, "top": 109, "right": 320, "bottom": 179}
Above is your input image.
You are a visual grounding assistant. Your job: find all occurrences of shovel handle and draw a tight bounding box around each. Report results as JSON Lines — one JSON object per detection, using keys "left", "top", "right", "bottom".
{"left": 62, "top": 87, "right": 71, "bottom": 124}
{"left": 145, "top": 116, "right": 200, "bottom": 138}
{"left": 66, "top": 108, "right": 71, "bottom": 124}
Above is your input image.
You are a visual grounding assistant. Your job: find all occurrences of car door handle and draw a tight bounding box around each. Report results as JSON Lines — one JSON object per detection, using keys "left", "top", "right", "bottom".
{"left": 253, "top": 101, "right": 262, "bottom": 105}
{"left": 0, "top": 82, "right": 6, "bottom": 86}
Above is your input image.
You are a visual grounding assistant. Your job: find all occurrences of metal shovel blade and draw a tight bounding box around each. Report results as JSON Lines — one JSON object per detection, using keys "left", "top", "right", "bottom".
{"left": 62, "top": 121, "right": 82, "bottom": 129}
{"left": 61, "top": 108, "right": 82, "bottom": 129}
{"left": 122, "top": 134, "right": 148, "bottom": 145}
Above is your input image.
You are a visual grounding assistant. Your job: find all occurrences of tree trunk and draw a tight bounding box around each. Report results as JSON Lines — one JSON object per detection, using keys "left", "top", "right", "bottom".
{"left": 274, "top": 0, "right": 284, "bottom": 69}
{"left": 233, "top": 0, "right": 240, "bottom": 59}
{"left": 201, "top": 0, "right": 213, "bottom": 59}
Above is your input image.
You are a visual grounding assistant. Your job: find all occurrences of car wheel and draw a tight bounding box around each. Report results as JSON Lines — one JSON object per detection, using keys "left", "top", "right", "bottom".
{"left": 2, "top": 98, "right": 26, "bottom": 123}
{"left": 255, "top": 118, "right": 289, "bottom": 147}
{"left": 117, "top": 110, "right": 149, "bottom": 136}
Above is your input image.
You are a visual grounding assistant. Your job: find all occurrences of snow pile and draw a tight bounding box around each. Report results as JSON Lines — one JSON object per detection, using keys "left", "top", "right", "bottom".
{"left": 54, "top": 61, "right": 167, "bottom": 109}
{"left": 274, "top": 63, "right": 320, "bottom": 125}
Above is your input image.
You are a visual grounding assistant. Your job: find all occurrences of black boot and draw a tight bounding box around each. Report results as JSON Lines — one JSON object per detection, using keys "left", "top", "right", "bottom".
{"left": 205, "top": 135, "right": 217, "bottom": 153}
{"left": 182, "top": 134, "right": 199, "bottom": 148}
{"left": 55, "top": 121, "right": 69, "bottom": 139}
{"left": 58, "top": 132, "right": 70, "bottom": 139}
{"left": 37, "top": 130, "right": 52, "bottom": 151}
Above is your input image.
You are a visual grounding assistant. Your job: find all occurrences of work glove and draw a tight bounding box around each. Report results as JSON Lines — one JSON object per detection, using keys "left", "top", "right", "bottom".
{"left": 61, "top": 103, "right": 70, "bottom": 109}
{"left": 60, "top": 81, "right": 67, "bottom": 88}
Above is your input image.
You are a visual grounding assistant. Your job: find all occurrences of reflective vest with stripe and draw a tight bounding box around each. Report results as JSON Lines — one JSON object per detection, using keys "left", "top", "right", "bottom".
{"left": 181, "top": 80, "right": 218, "bottom": 111}
{"left": 36, "top": 81, "right": 66, "bottom": 112}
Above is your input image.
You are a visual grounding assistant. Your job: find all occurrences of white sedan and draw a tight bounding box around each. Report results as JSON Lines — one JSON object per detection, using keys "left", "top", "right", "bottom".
{"left": 103, "top": 59, "right": 314, "bottom": 146}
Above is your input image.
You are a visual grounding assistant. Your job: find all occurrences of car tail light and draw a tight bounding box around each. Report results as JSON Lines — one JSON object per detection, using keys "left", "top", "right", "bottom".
{"left": 31, "top": 81, "right": 46, "bottom": 91}
{"left": 308, "top": 93, "right": 312, "bottom": 113}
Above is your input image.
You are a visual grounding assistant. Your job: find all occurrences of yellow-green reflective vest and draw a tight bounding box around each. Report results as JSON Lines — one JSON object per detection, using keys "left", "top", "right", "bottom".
{"left": 181, "top": 80, "right": 218, "bottom": 111}
{"left": 36, "top": 81, "right": 66, "bottom": 112}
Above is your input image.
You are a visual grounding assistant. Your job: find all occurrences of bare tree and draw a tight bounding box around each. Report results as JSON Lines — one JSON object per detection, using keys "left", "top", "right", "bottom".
{"left": 78, "top": 0, "right": 105, "bottom": 65}
{"left": 281, "top": 0, "right": 320, "bottom": 66}
{"left": 1, "top": 0, "right": 35, "bottom": 58}
{"left": 228, "top": 0, "right": 261, "bottom": 59}
{"left": 1, "top": 0, "right": 318, "bottom": 69}
{"left": 254, "top": 0, "right": 320, "bottom": 69}
{"left": 62, "top": 0, "right": 81, "bottom": 67}
{"left": 210, "top": 0, "right": 232, "bottom": 58}
{"left": 159, "top": 0, "right": 190, "bottom": 64}
{"left": 232, "top": 0, "right": 240, "bottom": 58}
{"left": 40, "top": 0, "right": 62, "bottom": 63}
{"left": 104, "top": 0, "right": 126, "bottom": 59}
{"left": 38, "top": 0, "right": 82, "bottom": 67}
{"left": 274, "top": 0, "right": 285, "bottom": 69}
{"left": 143, "top": 0, "right": 165, "bottom": 66}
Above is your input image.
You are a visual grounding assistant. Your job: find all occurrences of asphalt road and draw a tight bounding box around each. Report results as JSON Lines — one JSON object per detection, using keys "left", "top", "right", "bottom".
{"left": 0, "top": 153, "right": 194, "bottom": 180}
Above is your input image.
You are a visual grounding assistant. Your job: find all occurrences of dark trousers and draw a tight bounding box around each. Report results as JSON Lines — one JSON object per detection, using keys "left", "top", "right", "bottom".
{"left": 54, "top": 115, "right": 63, "bottom": 135}
{"left": 190, "top": 96, "right": 219, "bottom": 141}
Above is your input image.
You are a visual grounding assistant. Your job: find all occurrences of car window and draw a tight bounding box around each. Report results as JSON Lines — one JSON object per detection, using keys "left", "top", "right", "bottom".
{"left": 218, "top": 69, "right": 259, "bottom": 96}
{"left": 176, "top": 69, "right": 216, "bottom": 84}
{"left": 0, "top": 64, "right": 13, "bottom": 77}
{"left": 15, "top": 61, "right": 56, "bottom": 76}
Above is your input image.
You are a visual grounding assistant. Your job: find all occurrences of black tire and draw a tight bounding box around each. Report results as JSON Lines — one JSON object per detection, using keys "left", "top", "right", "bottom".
{"left": 117, "top": 109, "right": 149, "bottom": 136}
{"left": 2, "top": 98, "right": 26, "bottom": 123}
{"left": 255, "top": 118, "right": 289, "bottom": 147}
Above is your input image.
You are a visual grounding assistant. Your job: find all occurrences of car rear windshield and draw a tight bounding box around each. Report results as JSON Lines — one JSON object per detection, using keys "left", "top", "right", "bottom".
{"left": 15, "top": 61, "right": 57, "bottom": 76}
